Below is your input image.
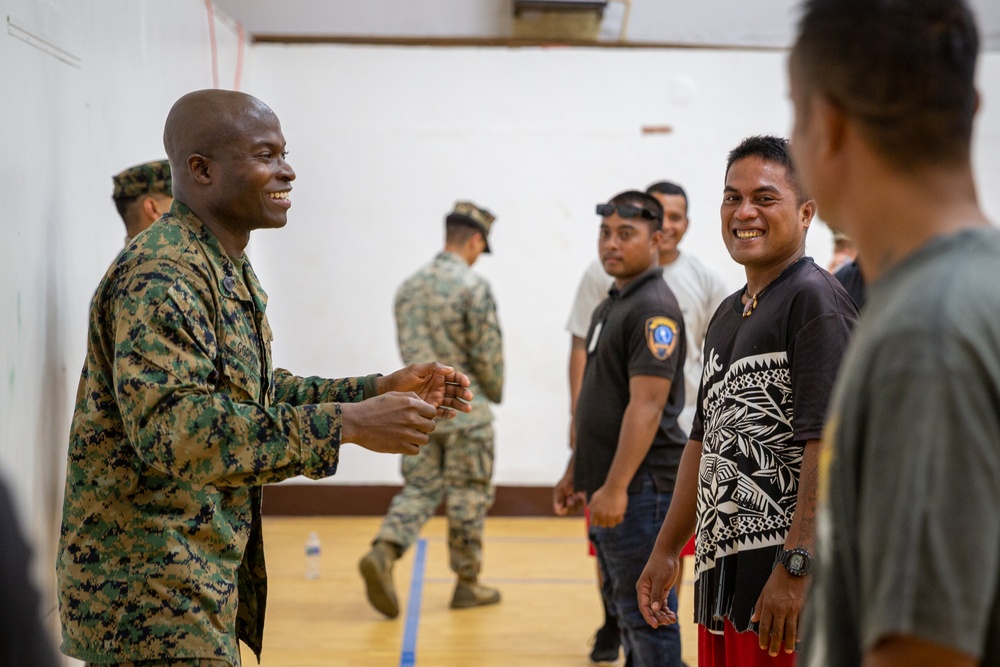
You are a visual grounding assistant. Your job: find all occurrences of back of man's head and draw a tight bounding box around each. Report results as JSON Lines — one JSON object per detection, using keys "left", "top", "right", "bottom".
{"left": 445, "top": 201, "right": 495, "bottom": 253}
{"left": 112, "top": 159, "right": 172, "bottom": 224}
{"left": 726, "top": 135, "right": 808, "bottom": 204}
{"left": 791, "top": 0, "right": 979, "bottom": 171}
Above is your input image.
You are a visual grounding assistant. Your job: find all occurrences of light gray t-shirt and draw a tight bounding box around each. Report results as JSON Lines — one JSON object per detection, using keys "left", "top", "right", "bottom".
{"left": 566, "top": 253, "right": 730, "bottom": 435}
{"left": 803, "top": 228, "right": 1000, "bottom": 666}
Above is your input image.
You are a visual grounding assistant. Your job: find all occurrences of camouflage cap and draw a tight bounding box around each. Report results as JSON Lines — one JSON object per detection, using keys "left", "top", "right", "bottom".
{"left": 112, "top": 160, "right": 172, "bottom": 201}
{"left": 447, "top": 201, "right": 496, "bottom": 253}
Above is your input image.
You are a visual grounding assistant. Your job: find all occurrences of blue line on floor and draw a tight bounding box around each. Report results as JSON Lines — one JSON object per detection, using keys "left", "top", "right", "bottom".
{"left": 422, "top": 535, "right": 586, "bottom": 544}
{"left": 399, "top": 538, "right": 427, "bottom": 667}
{"left": 424, "top": 576, "right": 595, "bottom": 585}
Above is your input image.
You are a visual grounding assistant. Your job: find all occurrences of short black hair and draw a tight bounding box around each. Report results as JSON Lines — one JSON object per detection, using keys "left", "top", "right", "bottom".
{"left": 726, "top": 135, "right": 808, "bottom": 204}
{"left": 445, "top": 218, "right": 482, "bottom": 246}
{"left": 114, "top": 193, "right": 170, "bottom": 226}
{"left": 114, "top": 196, "right": 136, "bottom": 221}
{"left": 645, "top": 181, "right": 688, "bottom": 214}
{"left": 791, "top": 0, "right": 979, "bottom": 170}
{"left": 603, "top": 190, "right": 664, "bottom": 234}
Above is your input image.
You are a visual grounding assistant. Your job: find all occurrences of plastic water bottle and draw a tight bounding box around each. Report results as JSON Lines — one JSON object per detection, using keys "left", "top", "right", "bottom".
{"left": 304, "top": 531, "right": 321, "bottom": 579}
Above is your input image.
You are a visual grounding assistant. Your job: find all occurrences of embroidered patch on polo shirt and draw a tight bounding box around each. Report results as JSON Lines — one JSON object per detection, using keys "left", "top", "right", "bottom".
{"left": 645, "top": 317, "right": 679, "bottom": 360}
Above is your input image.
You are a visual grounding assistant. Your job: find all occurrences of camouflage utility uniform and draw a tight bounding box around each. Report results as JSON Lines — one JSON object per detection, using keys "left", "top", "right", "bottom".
{"left": 375, "top": 251, "right": 503, "bottom": 579}
{"left": 58, "top": 201, "right": 379, "bottom": 665}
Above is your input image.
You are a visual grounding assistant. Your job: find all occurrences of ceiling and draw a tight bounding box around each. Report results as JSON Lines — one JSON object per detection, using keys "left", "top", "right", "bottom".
{"left": 210, "top": 0, "right": 1000, "bottom": 50}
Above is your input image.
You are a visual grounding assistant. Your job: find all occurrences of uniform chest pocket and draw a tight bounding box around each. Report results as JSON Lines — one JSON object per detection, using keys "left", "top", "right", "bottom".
{"left": 220, "top": 339, "right": 263, "bottom": 402}
{"left": 257, "top": 313, "right": 274, "bottom": 405}
{"left": 217, "top": 297, "right": 263, "bottom": 402}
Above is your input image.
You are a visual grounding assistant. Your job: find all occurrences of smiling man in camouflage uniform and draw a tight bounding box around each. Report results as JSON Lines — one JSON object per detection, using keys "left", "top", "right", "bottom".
{"left": 360, "top": 201, "right": 504, "bottom": 617}
{"left": 57, "top": 89, "right": 474, "bottom": 667}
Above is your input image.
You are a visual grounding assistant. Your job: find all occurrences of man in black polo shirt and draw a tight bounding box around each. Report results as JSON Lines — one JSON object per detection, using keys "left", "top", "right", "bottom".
{"left": 555, "top": 190, "right": 687, "bottom": 667}
{"left": 637, "top": 136, "right": 857, "bottom": 666}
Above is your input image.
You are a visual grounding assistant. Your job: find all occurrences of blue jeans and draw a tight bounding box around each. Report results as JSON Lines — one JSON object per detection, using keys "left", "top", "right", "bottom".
{"left": 590, "top": 476, "right": 681, "bottom": 667}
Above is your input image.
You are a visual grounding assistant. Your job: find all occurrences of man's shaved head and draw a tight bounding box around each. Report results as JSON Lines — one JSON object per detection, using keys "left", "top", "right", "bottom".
{"left": 160, "top": 90, "right": 295, "bottom": 253}
{"left": 164, "top": 90, "right": 276, "bottom": 184}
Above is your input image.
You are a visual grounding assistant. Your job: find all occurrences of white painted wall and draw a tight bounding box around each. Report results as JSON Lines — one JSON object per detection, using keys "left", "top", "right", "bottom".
{"left": 244, "top": 43, "right": 1000, "bottom": 487}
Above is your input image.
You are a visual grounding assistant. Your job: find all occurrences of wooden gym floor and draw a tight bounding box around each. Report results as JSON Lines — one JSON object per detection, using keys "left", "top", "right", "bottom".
{"left": 240, "top": 516, "right": 698, "bottom": 666}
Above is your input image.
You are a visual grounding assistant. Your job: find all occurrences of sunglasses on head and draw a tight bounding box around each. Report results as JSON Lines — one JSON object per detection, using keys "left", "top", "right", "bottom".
{"left": 595, "top": 203, "right": 660, "bottom": 221}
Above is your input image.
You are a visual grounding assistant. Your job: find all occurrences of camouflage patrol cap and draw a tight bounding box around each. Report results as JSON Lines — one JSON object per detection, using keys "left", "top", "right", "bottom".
{"left": 112, "top": 160, "right": 172, "bottom": 201}
{"left": 447, "top": 201, "right": 496, "bottom": 253}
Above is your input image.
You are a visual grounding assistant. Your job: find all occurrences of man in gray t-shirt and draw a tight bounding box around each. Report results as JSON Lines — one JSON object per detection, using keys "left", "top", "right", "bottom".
{"left": 790, "top": 1, "right": 1000, "bottom": 666}
{"left": 808, "top": 230, "right": 1000, "bottom": 665}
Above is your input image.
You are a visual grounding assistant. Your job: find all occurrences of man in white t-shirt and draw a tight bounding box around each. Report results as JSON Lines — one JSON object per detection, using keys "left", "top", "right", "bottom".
{"left": 564, "top": 180, "right": 729, "bottom": 663}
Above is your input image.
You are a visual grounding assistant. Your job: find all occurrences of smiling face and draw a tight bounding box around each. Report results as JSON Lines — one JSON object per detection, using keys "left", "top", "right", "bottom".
{"left": 650, "top": 192, "right": 689, "bottom": 262}
{"left": 599, "top": 213, "right": 660, "bottom": 285}
{"left": 207, "top": 108, "right": 296, "bottom": 233}
{"left": 721, "top": 156, "right": 813, "bottom": 273}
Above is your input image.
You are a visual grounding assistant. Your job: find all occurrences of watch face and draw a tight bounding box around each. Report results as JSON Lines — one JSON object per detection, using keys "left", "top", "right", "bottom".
{"left": 789, "top": 554, "right": 805, "bottom": 572}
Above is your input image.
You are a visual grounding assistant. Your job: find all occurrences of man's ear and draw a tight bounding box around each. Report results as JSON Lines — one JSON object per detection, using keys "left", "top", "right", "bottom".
{"left": 140, "top": 196, "right": 162, "bottom": 223}
{"left": 800, "top": 199, "right": 817, "bottom": 228}
{"left": 814, "top": 93, "right": 847, "bottom": 160}
{"left": 188, "top": 154, "right": 212, "bottom": 184}
{"left": 467, "top": 232, "right": 485, "bottom": 254}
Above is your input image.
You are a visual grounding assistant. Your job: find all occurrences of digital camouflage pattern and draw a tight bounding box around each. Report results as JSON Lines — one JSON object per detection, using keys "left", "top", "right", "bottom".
{"left": 375, "top": 424, "right": 495, "bottom": 578}
{"left": 393, "top": 251, "right": 503, "bottom": 432}
{"left": 447, "top": 201, "right": 496, "bottom": 253}
{"left": 85, "top": 659, "right": 231, "bottom": 667}
{"left": 377, "top": 251, "right": 503, "bottom": 573}
{"left": 112, "top": 160, "right": 172, "bottom": 201}
{"left": 59, "top": 200, "right": 376, "bottom": 664}
{"left": 449, "top": 201, "right": 494, "bottom": 232}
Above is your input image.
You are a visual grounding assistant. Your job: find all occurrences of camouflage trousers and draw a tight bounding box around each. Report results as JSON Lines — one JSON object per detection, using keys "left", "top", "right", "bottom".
{"left": 375, "top": 423, "right": 495, "bottom": 580}
{"left": 85, "top": 660, "right": 234, "bottom": 667}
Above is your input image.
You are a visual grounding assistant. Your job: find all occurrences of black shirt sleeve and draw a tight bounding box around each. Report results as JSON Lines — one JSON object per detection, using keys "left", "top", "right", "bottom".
{"left": 626, "top": 306, "right": 683, "bottom": 380}
{"left": 788, "top": 292, "right": 857, "bottom": 441}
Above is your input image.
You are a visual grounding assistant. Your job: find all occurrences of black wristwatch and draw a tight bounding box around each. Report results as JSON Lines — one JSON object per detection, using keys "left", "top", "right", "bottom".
{"left": 778, "top": 548, "right": 812, "bottom": 577}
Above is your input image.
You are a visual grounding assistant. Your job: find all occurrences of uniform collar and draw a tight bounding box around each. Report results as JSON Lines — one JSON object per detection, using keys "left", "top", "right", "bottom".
{"left": 436, "top": 250, "right": 469, "bottom": 268}
{"left": 609, "top": 266, "right": 664, "bottom": 300}
{"left": 167, "top": 200, "right": 268, "bottom": 311}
